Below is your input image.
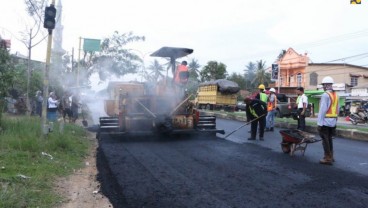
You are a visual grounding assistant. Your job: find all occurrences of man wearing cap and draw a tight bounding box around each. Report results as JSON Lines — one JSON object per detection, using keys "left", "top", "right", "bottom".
{"left": 318, "top": 76, "right": 339, "bottom": 165}
{"left": 265, "top": 88, "right": 277, "bottom": 132}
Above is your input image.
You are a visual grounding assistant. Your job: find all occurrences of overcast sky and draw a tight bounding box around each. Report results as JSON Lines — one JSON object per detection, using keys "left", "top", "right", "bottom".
{"left": 1, "top": 0, "right": 368, "bottom": 76}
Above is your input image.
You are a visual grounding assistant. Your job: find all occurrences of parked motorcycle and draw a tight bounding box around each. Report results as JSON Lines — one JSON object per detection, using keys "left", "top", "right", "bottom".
{"left": 349, "top": 109, "right": 368, "bottom": 125}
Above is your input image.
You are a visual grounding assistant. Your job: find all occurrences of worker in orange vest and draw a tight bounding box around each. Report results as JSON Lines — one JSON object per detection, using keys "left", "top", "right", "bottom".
{"left": 174, "top": 61, "right": 189, "bottom": 86}
{"left": 265, "top": 88, "right": 277, "bottom": 132}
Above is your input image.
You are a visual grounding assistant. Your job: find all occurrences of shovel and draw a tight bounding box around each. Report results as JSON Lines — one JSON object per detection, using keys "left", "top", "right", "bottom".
{"left": 223, "top": 114, "right": 266, "bottom": 139}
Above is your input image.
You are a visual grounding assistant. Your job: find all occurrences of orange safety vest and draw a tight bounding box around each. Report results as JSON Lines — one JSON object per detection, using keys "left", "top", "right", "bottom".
{"left": 267, "top": 94, "right": 277, "bottom": 111}
{"left": 174, "top": 65, "right": 189, "bottom": 84}
{"left": 325, "top": 91, "right": 338, "bottom": 118}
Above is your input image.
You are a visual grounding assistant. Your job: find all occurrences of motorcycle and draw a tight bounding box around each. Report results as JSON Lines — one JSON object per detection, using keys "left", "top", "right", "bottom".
{"left": 349, "top": 109, "right": 368, "bottom": 125}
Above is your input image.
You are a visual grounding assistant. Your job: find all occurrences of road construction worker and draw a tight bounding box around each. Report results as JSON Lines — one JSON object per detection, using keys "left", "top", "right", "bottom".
{"left": 296, "top": 87, "right": 308, "bottom": 131}
{"left": 265, "top": 88, "right": 277, "bottom": 132}
{"left": 173, "top": 61, "right": 189, "bottom": 98}
{"left": 255, "top": 84, "right": 268, "bottom": 131}
{"left": 174, "top": 61, "right": 189, "bottom": 86}
{"left": 255, "top": 84, "right": 268, "bottom": 103}
{"left": 318, "top": 76, "right": 339, "bottom": 165}
{"left": 244, "top": 97, "right": 267, "bottom": 141}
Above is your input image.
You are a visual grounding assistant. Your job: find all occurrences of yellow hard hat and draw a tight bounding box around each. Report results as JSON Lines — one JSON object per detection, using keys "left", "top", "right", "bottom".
{"left": 258, "top": 84, "right": 265, "bottom": 90}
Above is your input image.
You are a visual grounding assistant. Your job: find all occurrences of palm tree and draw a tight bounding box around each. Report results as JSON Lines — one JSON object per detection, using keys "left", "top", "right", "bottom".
{"left": 147, "top": 59, "right": 164, "bottom": 83}
{"left": 244, "top": 61, "right": 256, "bottom": 90}
{"left": 188, "top": 58, "right": 201, "bottom": 81}
{"left": 277, "top": 49, "right": 287, "bottom": 61}
{"left": 252, "top": 60, "right": 268, "bottom": 87}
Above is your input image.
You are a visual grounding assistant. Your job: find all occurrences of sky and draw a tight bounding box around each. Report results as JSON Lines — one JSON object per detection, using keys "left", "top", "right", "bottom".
{"left": 1, "top": 0, "right": 368, "bottom": 78}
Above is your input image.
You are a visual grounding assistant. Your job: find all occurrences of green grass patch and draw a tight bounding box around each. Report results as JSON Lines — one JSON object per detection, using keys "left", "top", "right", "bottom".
{"left": 211, "top": 110, "right": 245, "bottom": 117}
{"left": 210, "top": 110, "right": 368, "bottom": 132}
{"left": 0, "top": 115, "right": 90, "bottom": 208}
{"left": 275, "top": 117, "right": 368, "bottom": 132}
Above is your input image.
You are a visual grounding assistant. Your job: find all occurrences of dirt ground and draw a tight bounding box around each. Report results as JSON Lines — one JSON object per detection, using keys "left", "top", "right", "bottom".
{"left": 55, "top": 131, "right": 112, "bottom": 208}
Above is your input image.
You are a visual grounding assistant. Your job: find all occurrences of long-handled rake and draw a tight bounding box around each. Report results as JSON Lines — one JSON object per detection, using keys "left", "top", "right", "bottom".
{"left": 223, "top": 114, "right": 267, "bottom": 139}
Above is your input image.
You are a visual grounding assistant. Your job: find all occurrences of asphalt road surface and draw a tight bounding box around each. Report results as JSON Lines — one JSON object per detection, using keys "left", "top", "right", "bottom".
{"left": 96, "top": 118, "right": 368, "bottom": 208}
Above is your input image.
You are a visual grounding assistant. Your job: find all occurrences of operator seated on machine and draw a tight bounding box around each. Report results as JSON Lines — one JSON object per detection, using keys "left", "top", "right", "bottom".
{"left": 173, "top": 61, "right": 189, "bottom": 97}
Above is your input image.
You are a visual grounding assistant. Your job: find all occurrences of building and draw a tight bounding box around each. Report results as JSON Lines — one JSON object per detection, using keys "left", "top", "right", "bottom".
{"left": 306, "top": 63, "right": 368, "bottom": 92}
{"left": 272, "top": 48, "right": 309, "bottom": 96}
{"left": 270, "top": 47, "right": 368, "bottom": 114}
{"left": 272, "top": 47, "right": 368, "bottom": 94}
{"left": 350, "top": 84, "right": 368, "bottom": 100}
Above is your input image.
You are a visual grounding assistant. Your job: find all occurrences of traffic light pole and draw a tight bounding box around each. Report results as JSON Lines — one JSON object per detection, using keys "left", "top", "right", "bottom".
{"left": 77, "top": 37, "right": 82, "bottom": 88}
{"left": 41, "top": 29, "right": 53, "bottom": 136}
{"left": 41, "top": 0, "right": 56, "bottom": 136}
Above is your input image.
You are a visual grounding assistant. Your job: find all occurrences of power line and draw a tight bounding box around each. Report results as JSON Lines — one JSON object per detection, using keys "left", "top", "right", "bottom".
{"left": 294, "top": 29, "right": 368, "bottom": 48}
{"left": 325, "top": 52, "right": 368, "bottom": 63}
{"left": 236, "top": 28, "right": 368, "bottom": 70}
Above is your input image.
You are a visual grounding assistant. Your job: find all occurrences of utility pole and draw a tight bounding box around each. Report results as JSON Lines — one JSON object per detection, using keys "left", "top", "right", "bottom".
{"left": 77, "top": 37, "right": 81, "bottom": 88}
{"left": 26, "top": 29, "right": 32, "bottom": 116}
{"left": 71, "top": 47, "right": 74, "bottom": 72}
{"left": 41, "top": 0, "right": 57, "bottom": 135}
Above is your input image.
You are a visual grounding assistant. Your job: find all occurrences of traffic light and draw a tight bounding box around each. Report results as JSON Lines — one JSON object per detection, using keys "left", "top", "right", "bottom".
{"left": 43, "top": 5, "right": 57, "bottom": 30}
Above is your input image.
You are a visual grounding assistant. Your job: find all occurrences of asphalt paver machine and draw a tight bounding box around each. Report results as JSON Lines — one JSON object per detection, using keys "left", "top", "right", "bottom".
{"left": 97, "top": 47, "right": 225, "bottom": 139}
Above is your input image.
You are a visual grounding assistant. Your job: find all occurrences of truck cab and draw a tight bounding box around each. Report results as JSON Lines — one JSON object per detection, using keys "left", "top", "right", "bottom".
{"left": 275, "top": 93, "right": 294, "bottom": 118}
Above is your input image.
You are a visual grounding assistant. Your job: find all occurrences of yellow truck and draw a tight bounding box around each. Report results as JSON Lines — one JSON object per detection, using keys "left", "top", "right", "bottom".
{"left": 195, "top": 79, "right": 240, "bottom": 111}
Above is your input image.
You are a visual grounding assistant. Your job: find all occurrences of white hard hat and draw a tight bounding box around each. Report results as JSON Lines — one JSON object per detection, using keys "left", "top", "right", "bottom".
{"left": 269, "top": 88, "right": 276, "bottom": 93}
{"left": 321, "top": 76, "right": 334, "bottom": 84}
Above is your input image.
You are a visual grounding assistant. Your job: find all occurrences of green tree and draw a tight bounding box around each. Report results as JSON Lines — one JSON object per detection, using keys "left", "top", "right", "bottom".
{"left": 0, "top": 45, "right": 16, "bottom": 123}
{"left": 186, "top": 59, "right": 201, "bottom": 97}
{"left": 252, "top": 60, "right": 271, "bottom": 88}
{"left": 277, "top": 49, "right": 287, "bottom": 61}
{"left": 81, "top": 31, "right": 145, "bottom": 84}
{"left": 200, "top": 61, "right": 228, "bottom": 82}
{"left": 244, "top": 61, "right": 256, "bottom": 90}
{"left": 23, "top": 0, "right": 50, "bottom": 114}
{"left": 188, "top": 58, "right": 201, "bottom": 82}
{"left": 146, "top": 59, "right": 164, "bottom": 83}
{"left": 11, "top": 61, "right": 44, "bottom": 95}
{"left": 228, "top": 72, "right": 246, "bottom": 89}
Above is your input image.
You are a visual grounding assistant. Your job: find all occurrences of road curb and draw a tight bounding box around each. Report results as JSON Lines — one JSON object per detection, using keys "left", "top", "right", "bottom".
{"left": 205, "top": 111, "right": 368, "bottom": 142}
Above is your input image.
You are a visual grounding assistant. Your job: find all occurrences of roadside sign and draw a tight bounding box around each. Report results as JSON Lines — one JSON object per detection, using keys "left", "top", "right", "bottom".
{"left": 271, "top": 64, "right": 279, "bottom": 81}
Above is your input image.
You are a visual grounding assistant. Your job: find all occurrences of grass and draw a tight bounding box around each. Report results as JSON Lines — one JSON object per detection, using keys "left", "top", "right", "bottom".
{"left": 275, "top": 117, "right": 368, "bottom": 132}
{"left": 0, "top": 115, "right": 90, "bottom": 208}
{"left": 210, "top": 109, "right": 368, "bottom": 132}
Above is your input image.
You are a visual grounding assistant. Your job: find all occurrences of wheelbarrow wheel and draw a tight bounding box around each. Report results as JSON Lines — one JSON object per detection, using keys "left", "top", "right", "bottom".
{"left": 281, "top": 142, "right": 291, "bottom": 154}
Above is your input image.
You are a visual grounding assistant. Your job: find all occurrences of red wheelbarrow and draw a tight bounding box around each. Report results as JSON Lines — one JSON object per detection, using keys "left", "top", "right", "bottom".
{"left": 279, "top": 129, "right": 321, "bottom": 156}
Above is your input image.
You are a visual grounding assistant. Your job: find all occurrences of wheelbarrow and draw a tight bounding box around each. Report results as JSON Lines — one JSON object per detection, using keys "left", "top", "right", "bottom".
{"left": 279, "top": 129, "right": 321, "bottom": 156}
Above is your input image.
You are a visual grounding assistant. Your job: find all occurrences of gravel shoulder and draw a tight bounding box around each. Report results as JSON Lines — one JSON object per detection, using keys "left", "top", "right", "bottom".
{"left": 55, "top": 131, "right": 112, "bottom": 208}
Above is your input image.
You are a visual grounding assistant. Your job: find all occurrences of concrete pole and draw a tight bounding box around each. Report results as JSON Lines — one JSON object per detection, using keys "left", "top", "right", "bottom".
{"left": 77, "top": 37, "right": 81, "bottom": 87}
{"left": 26, "top": 29, "right": 32, "bottom": 116}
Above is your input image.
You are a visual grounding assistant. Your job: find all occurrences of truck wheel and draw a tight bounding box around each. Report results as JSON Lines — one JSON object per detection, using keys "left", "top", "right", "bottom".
{"left": 276, "top": 109, "right": 283, "bottom": 118}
